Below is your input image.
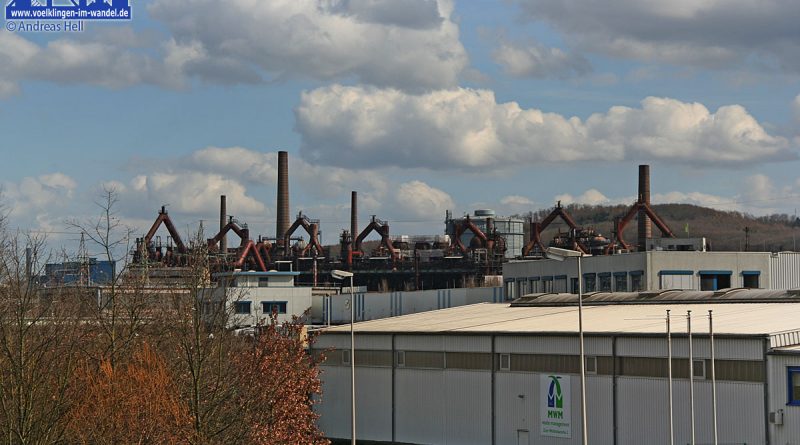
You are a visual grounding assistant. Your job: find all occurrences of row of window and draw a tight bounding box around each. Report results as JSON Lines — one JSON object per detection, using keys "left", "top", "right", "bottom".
{"left": 321, "top": 349, "right": 764, "bottom": 383}
{"left": 507, "top": 271, "right": 645, "bottom": 299}
{"left": 233, "top": 301, "right": 288, "bottom": 315}
{"left": 658, "top": 270, "right": 760, "bottom": 291}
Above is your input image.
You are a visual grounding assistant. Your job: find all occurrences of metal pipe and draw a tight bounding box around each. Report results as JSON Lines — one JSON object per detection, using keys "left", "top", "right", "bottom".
{"left": 638, "top": 164, "right": 652, "bottom": 251}
{"left": 276, "top": 151, "right": 290, "bottom": 246}
{"left": 688, "top": 310, "right": 696, "bottom": 445}
{"left": 667, "top": 310, "right": 674, "bottom": 445}
{"left": 220, "top": 195, "right": 227, "bottom": 253}
{"left": 709, "top": 310, "right": 718, "bottom": 445}
{"left": 578, "top": 255, "right": 588, "bottom": 445}
{"left": 349, "top": 275, "right": 356, "bottom": 445}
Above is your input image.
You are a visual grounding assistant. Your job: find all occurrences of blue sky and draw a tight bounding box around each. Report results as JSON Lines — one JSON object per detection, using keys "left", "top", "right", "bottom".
{"left": 2, "top": 0, "right": 800, "bottom": 252}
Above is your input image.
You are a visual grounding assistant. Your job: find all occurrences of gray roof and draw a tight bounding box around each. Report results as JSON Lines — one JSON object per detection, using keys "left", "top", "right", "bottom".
{"left": 513, "top": 288, "right": 800, "bottom": 306}
{"left": 322, "top": 302, "right": 800, "bottom": 339}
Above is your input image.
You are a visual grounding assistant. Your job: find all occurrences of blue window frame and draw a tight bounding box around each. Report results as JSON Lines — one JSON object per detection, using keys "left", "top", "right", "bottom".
{"left": 699, "top": 270, "right": 732, "bottom": 291}
{"left": 789, "top": 367, "right": 800, "bottom": 406}
{"left": 262, "top": 301, "right": 288, "bottom": 315}
{"left": 234, "top": 301, "right": 251, "bottom": 314}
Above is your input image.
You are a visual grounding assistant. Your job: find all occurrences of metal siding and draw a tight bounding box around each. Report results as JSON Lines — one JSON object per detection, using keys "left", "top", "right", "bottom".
{"left": 396, "top": 334, "right": 445, "bottom": 352}
{"left": 395, "top": 369, "right": 446, "bottom": 444}
{"left": 443, "top": 335, "right": 492, "bottom": 353}
{"left": 313, "top": 333, "right": 392, "bottom": 351}
{"left": 768, "top": 354, "right": 800, "bottom": 445}
{"left": 496, "top": 335, "right": 613, "bottom": 356}
{"left": 617, "top": 337, "right": 764, "bottom": 360}
{"left": 316, "top": 366, "right": 351, "bottom": 439}
{"left": 443, "top": 370, "right": 492, "bottom": 445}
{"left": 495, "top": 372, "right": 614, "bottom": 445}
{"left": 616, "top": 377, "right": 764, "bottom": 445}
{"left": 771, "top": 252, "right": 800, "bottom": 290}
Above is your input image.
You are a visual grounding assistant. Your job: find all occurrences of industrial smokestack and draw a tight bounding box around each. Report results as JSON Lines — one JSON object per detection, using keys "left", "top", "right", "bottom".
{"left": 276, "top": 151, "right": 290, "bottom": 245}
{"left": 351, "top": 191, "right": 358, "bottom": 242}
{"left": 220, "top": 195, "right": 227, "bottom": 253}
{"left": 638, "top": 164, "right": 652, "bottom": 251}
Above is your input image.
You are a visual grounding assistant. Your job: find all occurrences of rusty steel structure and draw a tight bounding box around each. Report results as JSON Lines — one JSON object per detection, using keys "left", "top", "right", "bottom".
{"left": 133, "top": 206, "right": 187, "bottom": 266}
{"left": 283, "top": 212, "right": 324, "bottom": 259}
{"left": 606, "top": 164, "right": 675, "bottom": 253}
{"left": 522, "top": 201, "right": 587, "bottom": 256}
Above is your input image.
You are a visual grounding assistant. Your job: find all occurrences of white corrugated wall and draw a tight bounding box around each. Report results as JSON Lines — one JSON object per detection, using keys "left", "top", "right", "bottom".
{"left": 770, "top": 252, "right": 800, "bottom": 290}
{"left": 767, "top": 354, "right": 800, "bottom": 445}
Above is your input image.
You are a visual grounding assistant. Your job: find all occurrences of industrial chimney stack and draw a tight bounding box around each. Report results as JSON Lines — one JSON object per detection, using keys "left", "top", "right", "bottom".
{"left": 351, "top": 191, "right": 358, "bottom": 243}
{"left": 637, "top": 164, "right": 652, "bottom": 251}
{"left": 219, "top": 195, "right": 227, "bottom": 253}
{"left": 276, "top": 151, "right": 290, "bottom": 245}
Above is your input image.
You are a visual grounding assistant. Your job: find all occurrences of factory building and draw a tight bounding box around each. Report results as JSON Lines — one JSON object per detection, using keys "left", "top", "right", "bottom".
{"left": 447, "top": 210, "right": 525, "bottom": 260}
{"left": 313, "top": 292, "right": 800, "bottom": 445}
{"left": 502, "top": 251, "right": 800, "bottom": 300}
{"left": 202, "top": 271, "right": 312, "bottom": 328}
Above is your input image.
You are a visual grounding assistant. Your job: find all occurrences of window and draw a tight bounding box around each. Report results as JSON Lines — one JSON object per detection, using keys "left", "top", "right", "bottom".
{"left": 517, "top": 279, "right": 528, "bottom": 297}
{"left": 585, "top": 356, "right": 597, "bottom": 374}
{"left": 500, "top": 353, "right": 511, "bottom": 371}
{"left": 554, "top": 276, "right": 568, "bottom": 293}
{"left": 630, "top": 272, "right": 644, "bottom": 291}
{"left": 542, "top": 277, "right": 553, "bottom": 292}
{"left": 262, "top": 301, "right": 288, "bottom": 315}
{"left": 789, "top": 367, "right": 800, "bottom": 406}
{"left": 505, "top": 279, "right": 515, "bottom": 300}
{"left": 659, "top": 270, "right": 693, "bottom": 290}
{"left": 570, "top": 277, "right": 579, "bottom": 294}
{"left": 693, "top": 359, "right": 706, "bottom": 379}
{"left": 234, "top": 301, "right": 251, "bottom": 315}
{"left": 529, "top": 278, "right": 540, "bottom": 293}
{"left": 742, "top": 271, "right": 760, "bottom": 288}
{"left": 342, "top": 349, "right": 351, "bottom": 365}
{"left": 258, "top": 276, "right": 269, "bottom": 287}
{"left": 598, "top": 273, "right": 612, "bottom": 292}
{"left": 614, "top": 273, "right": 628, "bottom": 292}
{"left": 583, "top": 274, "right": 596, "bottom": 292}
{"left": 699, "top": 271, "right": 732, "bottom": 291}
{"left": 396, "top": 351, "right": 405, "bottom": 367}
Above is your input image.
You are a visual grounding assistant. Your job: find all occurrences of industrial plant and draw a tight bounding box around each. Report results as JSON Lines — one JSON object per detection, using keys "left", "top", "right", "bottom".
{"left": 127, "top": 152, "right": 700, "bottom": 293}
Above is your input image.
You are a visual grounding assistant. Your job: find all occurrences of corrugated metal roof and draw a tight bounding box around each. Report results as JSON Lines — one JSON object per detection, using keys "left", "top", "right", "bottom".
{"left": 514, "top": 288, "right": 800, "bottom": 306}
{"left": 322, "top": 302, "right": 800, "bottom": 337}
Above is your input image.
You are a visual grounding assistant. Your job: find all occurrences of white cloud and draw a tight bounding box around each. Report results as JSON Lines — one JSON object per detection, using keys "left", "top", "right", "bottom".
{"left": 148, "top": 0, "right": 467, "bottom": 91}
{"left": 501, "top": 195, "right": 535, "bottom": 207}
{"left": 393, "top": 181, "right": 454, "bottom": 218}
{"left": 555, "top": 189, "right": 610, "bottom": 206}
{"left": 2, "top": 172, "right": 77, "bottom": 219}
{"left": 296, "top": 85, "right": 794, "bottom": 170}
{"left": 512, "top": 0, "right": 800, "bottom": 73}
{"left": 493, "top": 39, "right": 590, "bottom": 79}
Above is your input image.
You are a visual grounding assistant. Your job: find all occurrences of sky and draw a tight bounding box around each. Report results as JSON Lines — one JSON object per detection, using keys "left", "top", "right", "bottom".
{"left": 2, "top": 0, "right": 800, "bottom": 253}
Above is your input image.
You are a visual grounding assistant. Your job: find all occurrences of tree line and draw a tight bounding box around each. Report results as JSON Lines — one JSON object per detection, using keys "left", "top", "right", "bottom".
{"left": 0, "top": 191, "right": 330, "bottom": 445}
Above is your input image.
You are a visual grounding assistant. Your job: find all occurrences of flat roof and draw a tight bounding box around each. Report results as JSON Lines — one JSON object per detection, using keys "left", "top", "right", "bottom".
{"left": 322, "top": 302, "right": 800, "bottom": 338}
{"left": 212, "top": 271, "right": 301, "bottom": 278}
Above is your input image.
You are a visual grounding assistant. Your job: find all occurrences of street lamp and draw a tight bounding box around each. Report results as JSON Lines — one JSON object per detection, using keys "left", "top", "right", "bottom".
{"left": 545, "top": 247, "right": 590, "bottom": 445}
{"left": 331, "top": 269, "right": 356, "bottom": 445}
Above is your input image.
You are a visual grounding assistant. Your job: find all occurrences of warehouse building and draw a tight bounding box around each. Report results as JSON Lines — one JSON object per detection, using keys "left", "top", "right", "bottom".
{"left": 503, "top": 251, "right": 800, "bottom": 300}
{"left": 313, "top": 293, "right": 800, "bottom": 445}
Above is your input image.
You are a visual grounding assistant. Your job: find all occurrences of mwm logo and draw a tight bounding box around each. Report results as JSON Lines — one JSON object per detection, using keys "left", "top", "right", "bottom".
{"left": 546, "top": 375, "right": 564, "bottom": 418}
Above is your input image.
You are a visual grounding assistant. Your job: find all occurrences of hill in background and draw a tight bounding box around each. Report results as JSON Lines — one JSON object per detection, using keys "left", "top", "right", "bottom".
{"left": 521, "top": 203, "right": 800, "bottom": 253}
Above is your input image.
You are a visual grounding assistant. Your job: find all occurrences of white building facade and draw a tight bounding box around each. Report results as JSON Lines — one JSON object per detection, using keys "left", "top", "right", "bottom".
{"left": 503, "top": 251, "right": 800, "bottom": 300}
{"left": 313, "top": 302, "right": 800, "bottom": 445}
{"left": 204, "top": 271, "right": 312, "bottom": 328}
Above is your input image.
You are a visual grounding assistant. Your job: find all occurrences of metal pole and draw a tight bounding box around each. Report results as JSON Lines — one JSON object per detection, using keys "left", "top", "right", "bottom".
{"left": 709, "top": 310, "right": 718, "bottom": 445}
{"left": 350, "top": 275, "right": 356, "bottom": 445}
{"left": 688, "top": 310, "right": 695, "bottom": 445}
{"left": 577, "top": 256, "right": 588, "bottom": 445}
{"left": 667, "top": 310, "right": 674, "bottom": 445}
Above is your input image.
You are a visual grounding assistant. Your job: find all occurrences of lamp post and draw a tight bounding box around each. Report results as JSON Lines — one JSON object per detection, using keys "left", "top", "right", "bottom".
{"left": 332, "top": 269, "right": 356, "bottom": 445}
{"left": 545, "top": 247, "right": 589, "bottom": 445}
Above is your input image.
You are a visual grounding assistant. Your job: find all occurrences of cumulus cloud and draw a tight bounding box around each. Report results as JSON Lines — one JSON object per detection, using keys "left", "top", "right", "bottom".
{"left": 296, "top": 85, "right": 794, "bottom": 170}
{"left": 2, "top": 173, "right": 78, "bottom": 218}
{"left": 393, "top": 181, "right": 454, "bottom": 218}
{"left": 148, "top": 0, "right": 467, "bottom": 91}
{"left": 555, "top": 189, "right": 610, "bottom": 206}
{"left": 511, "top": 0, "right": 800, "bottom": 73}
{"left": 493, "top": 38, "right": 591, "bottom": 79}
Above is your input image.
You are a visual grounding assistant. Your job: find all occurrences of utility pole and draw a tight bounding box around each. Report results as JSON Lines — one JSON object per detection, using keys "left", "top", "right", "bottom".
{"left": 743, "top": 226, "right": 750, "bottom": 252}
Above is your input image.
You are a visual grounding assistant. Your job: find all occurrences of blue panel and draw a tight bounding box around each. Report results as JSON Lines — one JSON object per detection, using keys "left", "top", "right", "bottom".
{"left": 629, "top": 270, "right": 644, "bottom": 276}
{"left": 699, "top": 270, "right": 732, "bottom": 275}
{"left": 742, "top": 270, "right": 761, "bottom": 276}
{"left": 597, "top": 272, "right": 611, "bottom": 277}
{"left": 554, "top": 275, "right": 567, "bottom": 279}
{"left": 659, "top": 270, "right": 693, "bottom": 276}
